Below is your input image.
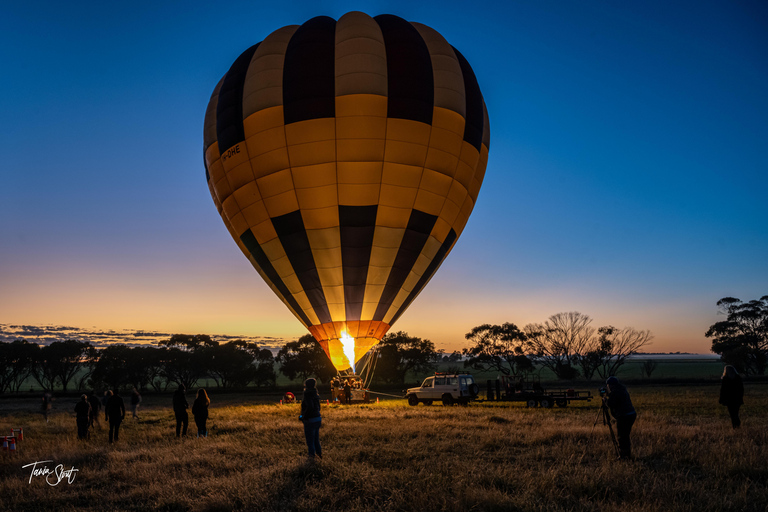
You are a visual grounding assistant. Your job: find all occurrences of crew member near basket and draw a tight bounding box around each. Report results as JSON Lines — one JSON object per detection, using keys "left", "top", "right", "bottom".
{"left": 603, "top": 376, "right": 636, "bottom": 460}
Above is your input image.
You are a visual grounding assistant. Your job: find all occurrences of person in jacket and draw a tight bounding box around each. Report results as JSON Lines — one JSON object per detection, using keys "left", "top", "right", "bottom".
{"left": 105, "top": 390, "right": 126, "bottom": 444}
{"left": 172, "top": 385, "right": 189, "bottom": 437}
{"left": 604, "top": 376, "right": 636, "bottom": 459}
{"left": 343, "top": 380, "right": 352, "bottom": 405}
{"left": 191, "top": 388, "right": 210, "bottom": 438}
{"left": 300, "top": 378, "right": 322, "bottom": 460}
{"left": 130, "top": 388, "right": 142, "bottom": 420}
{"left": 74, "top": 394, "right": 92, "bottom": 440}
{"left": 719, "top": 365, "right": 744, "bottom": 428}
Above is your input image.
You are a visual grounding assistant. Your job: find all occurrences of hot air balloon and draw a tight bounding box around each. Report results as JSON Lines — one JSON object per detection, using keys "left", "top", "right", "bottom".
{"left": 203, "top": 12, "right": 490, "bottom": 373}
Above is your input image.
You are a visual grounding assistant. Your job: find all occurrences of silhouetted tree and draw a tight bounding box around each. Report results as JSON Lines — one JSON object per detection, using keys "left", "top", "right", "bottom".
{"left": 91, "top": 345, "right": 132, "bottom": 391}
{"left": 0, "top": 340, "right": 39, "bottom": 393}
{"left": 253, "top": 348, "right": 277, "bottom": 388}
{"left": 641, "top": 359, "right": 658, "bottom": 378}
{"left": 593, "top": 326, "right": 653, "bottom": 378}
{"left": 30, "top": 340, "right": 94, "bottom": 392}
{"left": 374, "top": 331, "right": 437, "bottom": 385}
{"left": 707, "top": 295, "right": 768, "bottom": 375}
{"left": 276, "top": 335, "right": 336, "bottom": 383}
{"left": 526, "top": 312, "right": 592, "bottom": 380}
{"left": 462, "top": 323, "right": 533, "bottom": 376}
{"left": 160, "top": 347, "right": 207, "bottom": 390}
{"left": 207, "top": 341, "right": 270, "bottom": 388}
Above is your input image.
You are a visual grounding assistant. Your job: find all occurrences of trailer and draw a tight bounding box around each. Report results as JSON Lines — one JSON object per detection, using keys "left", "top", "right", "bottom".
{"left": 482, "top": 375, "right": 593, "bottom": 408}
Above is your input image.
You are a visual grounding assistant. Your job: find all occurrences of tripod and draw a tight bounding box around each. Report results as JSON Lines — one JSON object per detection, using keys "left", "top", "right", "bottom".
{"left": 591, "top": 400, "right": 620, "bottom": 458}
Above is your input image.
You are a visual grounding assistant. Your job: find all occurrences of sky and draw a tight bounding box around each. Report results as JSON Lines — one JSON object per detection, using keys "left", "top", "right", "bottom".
{"left": 1, "top": 1, "right": 766, "bottom": 354}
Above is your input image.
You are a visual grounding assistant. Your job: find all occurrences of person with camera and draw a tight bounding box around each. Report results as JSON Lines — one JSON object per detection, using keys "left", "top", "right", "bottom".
{"left": 603, "top": 376, "right": 636, "bottom": 460}
{"left": 299, "top": 378, "right": 322, "bottom": 461}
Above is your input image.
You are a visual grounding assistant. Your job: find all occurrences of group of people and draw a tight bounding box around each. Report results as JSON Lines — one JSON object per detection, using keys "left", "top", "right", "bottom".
{"left": 172, "top": 385, "right": 210, "bottom": 438}
{"left": 67, "top": 386, "right": 212, "bottom": 443}
{"left": 72, "top": 389, "right": 128, "bottom": 443}
{"left": 602, "top": 364, "right": 745, "bottom": 461}
{"left": 57, "top": 364, "right": 745, "bottom": 462}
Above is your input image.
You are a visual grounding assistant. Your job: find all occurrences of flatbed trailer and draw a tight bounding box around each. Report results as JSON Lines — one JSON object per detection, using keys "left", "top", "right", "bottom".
{"left": 480, "top": 375, "right": 593, "bottom": 408}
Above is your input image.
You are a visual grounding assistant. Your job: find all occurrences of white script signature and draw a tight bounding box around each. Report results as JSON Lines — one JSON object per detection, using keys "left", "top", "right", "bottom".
{"left": 21, "top": 460, "right": 79, "bottom": 485}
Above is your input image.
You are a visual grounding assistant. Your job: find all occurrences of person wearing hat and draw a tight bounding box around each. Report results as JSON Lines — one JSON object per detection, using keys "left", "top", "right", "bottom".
{"left": 74, "top": 394, "right": 92, "bottom": 440}
{"left": 604, "top": 376, "right": 636, "bottom": 459}
{"left": 299, "top": 378, "right": 322, "bottom": 461}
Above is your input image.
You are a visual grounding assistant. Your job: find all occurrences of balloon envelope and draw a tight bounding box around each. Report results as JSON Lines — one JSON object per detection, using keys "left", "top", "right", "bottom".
{"left": 203, "top": 12, "right": 490, "bottom": 371}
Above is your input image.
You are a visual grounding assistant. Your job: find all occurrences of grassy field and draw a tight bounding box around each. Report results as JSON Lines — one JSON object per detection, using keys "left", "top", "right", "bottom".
{"left": 1, "top": 383, "right": 766, "bottom": 512}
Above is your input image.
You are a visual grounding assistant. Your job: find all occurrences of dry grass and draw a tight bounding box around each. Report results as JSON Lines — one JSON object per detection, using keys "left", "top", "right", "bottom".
{"left": 0, "top": 384, "right": 766, "bottom": 512}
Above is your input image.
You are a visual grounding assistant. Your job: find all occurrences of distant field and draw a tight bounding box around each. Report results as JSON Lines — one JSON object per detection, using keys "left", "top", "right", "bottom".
{"left": 1, "top": 383, "right": 766, "bottom": 512}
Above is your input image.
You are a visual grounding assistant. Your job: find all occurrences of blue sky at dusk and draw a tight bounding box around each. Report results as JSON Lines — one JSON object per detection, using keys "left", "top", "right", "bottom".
{"left": 2, "top": 1, "right": 766, "bottom": 354}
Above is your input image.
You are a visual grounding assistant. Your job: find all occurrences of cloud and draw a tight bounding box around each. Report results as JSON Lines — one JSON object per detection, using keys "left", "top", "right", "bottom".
{"left": 0, "top": 324, "right": 289, "bottom": 354}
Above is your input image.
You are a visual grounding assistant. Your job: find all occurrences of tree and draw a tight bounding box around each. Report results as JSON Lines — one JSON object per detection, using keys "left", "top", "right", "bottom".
{"left": 207, "top": 341, "right": 269, "bottom": 388}
{"left": 706, "top": 295, "right": 768, "bottom": 375}
{"left": 641, "top": 359, "right": 658, "bottom": 378}
{"left": 526, "top": 312, "right": 594, "bottom": 380}
{"left": 0, "top": 340, "right": 39, "bottom": 393}
{"left": 374, "top": 331, "right": 437, "bottom": 385}
{"left": 91, "top": 345, "right": 133, "bottom": 391}
{"left": 276, "top": 335, "right": 336, "bottom": 383}
{"left": 253, "top": 348, "right": 277, "bottom": 388}
{"left": 158, "top": 334, "right": 217, "bottom": 389}
{"left": 462, "top": 323, "right": 533, "bottom": 376}
{"left": 593, "top": 326, "right": 653, "bottom": 378}
{"left": 30, "top": 340, "right": 94, "bottom": 392}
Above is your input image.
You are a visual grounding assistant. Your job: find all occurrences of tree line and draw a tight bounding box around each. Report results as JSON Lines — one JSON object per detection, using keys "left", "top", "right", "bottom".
{"left": 5, "top": 297, "right": 761, "bottom": 394}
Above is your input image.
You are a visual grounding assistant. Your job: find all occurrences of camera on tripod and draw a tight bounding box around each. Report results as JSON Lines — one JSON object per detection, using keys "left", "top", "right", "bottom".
{"left": 599, "top": 387, "right": 607, "bottom": 397}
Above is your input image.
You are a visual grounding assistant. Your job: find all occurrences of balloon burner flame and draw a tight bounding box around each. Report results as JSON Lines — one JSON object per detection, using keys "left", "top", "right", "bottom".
{"left": 340, "top": 332, "right": 356, "bottom": 373}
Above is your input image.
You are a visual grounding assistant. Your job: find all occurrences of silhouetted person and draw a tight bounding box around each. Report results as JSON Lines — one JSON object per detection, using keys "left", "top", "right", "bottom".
{"left": 173, "top": 385, "right": 189, "bottom": 437}
{"left": 719, "top": 365, "right": 744, "bottom": 428}
{"left": 42, "top": 392, "right": 53, "bottom": 423}
{"left": 130, "top": 388, "right": 142, "bottom": 419}
{"left": 102, "top": 391, "right": 110, "bottom": 421}
{"left": 105, "top": 390, "right": 125, "bottom": 444}
{"left": 300, "top": 378, "right": 322, "bottom": 460}
{"left": 191, "top": 389, "right": 210, "bottom": 438}
{"left": 74, "top": 394, "right": 92, "bottom": 440}
{"left": 604, "top": 376, "right": 636, "bottom": 460}
{"left": 344, "top": 380, "right": 352, "bottom": 405}
{"left": 88, "top": 392, "right": 102, "bottom": 429}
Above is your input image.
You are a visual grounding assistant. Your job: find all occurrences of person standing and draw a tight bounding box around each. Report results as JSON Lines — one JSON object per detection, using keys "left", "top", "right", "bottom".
{"left": 42, "top": 392, "right": 53, "bottom": 423}
{"left": 344, "top": 379, "right": 352, "bottom": 405}
{"left": 300, "top": 378, "right": 322, "bottom": 461}
{"left": 191, "top": 389, "right": 210, "bottom": 438}
{"left": 105, "top": 390, "right": 126, "bottom": 444}
{"left": 74, "top": 394, "right": 92, "bottom": 440}
{"left": 173, "top": 385, "right": 189, "bottom": 437}
{"left": 130, "top": 388, "right": 142, "bottom": 420}
{"left": 719, "top": 365, "right": 744, "bottom": 428}
{"left": 88, "top": 392, "right": 102, "bottom": 429}
{"left": 604, "top": 376, "right": 636, "bottom": 460}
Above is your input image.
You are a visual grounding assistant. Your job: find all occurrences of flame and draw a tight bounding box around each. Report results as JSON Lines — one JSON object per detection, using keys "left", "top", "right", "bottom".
{"left": 340, "top": 332, "right": 356, "bottom": 373}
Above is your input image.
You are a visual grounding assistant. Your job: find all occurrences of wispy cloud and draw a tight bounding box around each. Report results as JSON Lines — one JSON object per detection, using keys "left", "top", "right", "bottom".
{"left": 0, "top": 324, "right": 288, "bottom": 353}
